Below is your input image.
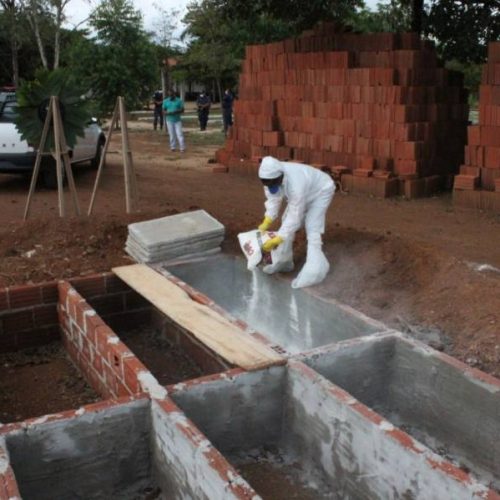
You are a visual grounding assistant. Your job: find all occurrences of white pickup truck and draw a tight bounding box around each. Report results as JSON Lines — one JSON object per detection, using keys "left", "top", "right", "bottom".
{"left": 0, "top": 91, "right": 105, "bottom": 188}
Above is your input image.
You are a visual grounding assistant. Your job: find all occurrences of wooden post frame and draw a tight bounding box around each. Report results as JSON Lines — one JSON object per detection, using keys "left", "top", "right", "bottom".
{"left": 87, "top": 96, "right": 139, "bottom": 215}
{"left": 24, "top": 96, "right": 81, "bottom": 220}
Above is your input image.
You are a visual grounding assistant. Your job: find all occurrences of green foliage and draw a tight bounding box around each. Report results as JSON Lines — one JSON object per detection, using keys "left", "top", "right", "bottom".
{"left": 14, "top": 68, "right": 92, "bottom": 150}
{"left": 211, "top": 0, "right": 363, "bottom": 33}
{"left": 445, "top": 59, "right": 482, "bottom": 104}
{"left": 66, "top": 0, "right": 158, "bottom": 114}
{"left": 351, "top": 1, "right": 412, "bottom": 32}
{"left": 425, "top": 0, "right": 500, "bottom": 64}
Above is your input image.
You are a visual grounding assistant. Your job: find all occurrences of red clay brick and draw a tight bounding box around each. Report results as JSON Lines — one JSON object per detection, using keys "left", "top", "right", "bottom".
{"left": 454, "top": 174, "right": 479, "bottom": 190}
{"left": 353, "top": 168, "right": 373, "bottom": 177}
{"left": 0, "top": 323, "right": 17, "bottom": 351}
{"left": 373, "top": 178, "right": 399, "bottom": 198}
{"left": 484, "top": 147, "right": 500, "bottom": 169}
{"left": 88, "top": 294, "right": 125, "bottom": 316}
{"left": 71, "top": 275, "right": 106, "bottom": 299}
{"left": 459, "top": 165, "right": 481, "bottom": 176}
{"left": 16, "top": 326, "right": 60, "bottom": 349}
{"left": 480, "top": 190, "right": 500, "bottom": 212}
{"left": 0, "top": 290, "right": 8, "bottom": 311}
{"left": 107, "top": 341, "right": 132, "bottom": 376}
{"left": 467, "top": 126, "right": 480, "bottom": 146}
{"left": 489, "top": 41, "right": 500, "bottom": 63}
{"left": 403, "top": 178, "right": 425, "bottom": 199}
{"left": 85, "top": 312, "right": 106, "bottom": 344}
{"left": 94, "top": 325, "right": 117, "bottom": 356}
{"left": 33, "top": 304, "right": 59, "bottom": 327}
{"left": 2, "top": 310, "right": 34, "bottom": 333}
{"left": 481, "top": 168, "right": 500, "bottom": 191}
{"left": 115, "top": 377, "right": 133, "bottom": 397}
{"left": 8, "top": 284, "right": 42, "bottom": 309}
{"left": 105, "top": 274, "right": 130, "bottom": 294}
{"left": 91, "top": 346, "right": 104, "bottom": 376}
{"left": 41, "top": 282, "right": 59, "bottom": 304}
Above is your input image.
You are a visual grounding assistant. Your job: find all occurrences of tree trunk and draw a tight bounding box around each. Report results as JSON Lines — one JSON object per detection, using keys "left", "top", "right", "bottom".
{"left": 26, "top": 0, "right": 49, "bottom": 69}
{"left": 1, "top": 0, "right": 20, "bottom": 85}
{"left": 54, "top": 2, "right": 62, "bottom": 69}
{"left": 11, "top": 36, "right": 19, "bottom": 86}
{"left": 411, "top": 0, "right": 424, "bottom": 34}
{"left": 215, "top": 77, "right": 222, "bottom": 110}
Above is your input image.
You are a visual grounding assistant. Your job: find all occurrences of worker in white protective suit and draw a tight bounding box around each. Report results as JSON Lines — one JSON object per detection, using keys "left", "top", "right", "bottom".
{"left": 257, "top": 156, "right": 335, "bottom": 288}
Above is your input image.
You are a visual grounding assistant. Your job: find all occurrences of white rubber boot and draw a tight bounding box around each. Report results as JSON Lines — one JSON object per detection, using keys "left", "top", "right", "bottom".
{"left": 291, "top": 233, "right": 329, "bottom": 289}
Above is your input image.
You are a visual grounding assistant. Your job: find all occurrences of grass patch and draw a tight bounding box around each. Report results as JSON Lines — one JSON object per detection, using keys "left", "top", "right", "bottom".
{"left": 184, "top": 130, "right": 226, "bottom": 147}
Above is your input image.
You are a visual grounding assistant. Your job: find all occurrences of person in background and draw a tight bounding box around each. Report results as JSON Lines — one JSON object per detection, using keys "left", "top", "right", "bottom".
{"left": 222, "top": 88, "right": 234, "bottom": 136}
{"left": 152, "top": 90, "right": 163, "bottom": 131}
{"left": 196, "top": 90, "right": 211, "bottom": 131}
{"left": 162, "top": 89, "right": 185, "bottom": 153}
{"left": 257, "top": 156, "right": 335, "bottom": 288}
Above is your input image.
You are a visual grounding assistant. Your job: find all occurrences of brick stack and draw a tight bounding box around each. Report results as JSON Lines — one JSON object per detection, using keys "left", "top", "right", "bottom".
{"left": 453, "top": 42, "right": 500, "bottom": 212}
{"left": 215, "top": 23, "right": 469, "bottom": 198}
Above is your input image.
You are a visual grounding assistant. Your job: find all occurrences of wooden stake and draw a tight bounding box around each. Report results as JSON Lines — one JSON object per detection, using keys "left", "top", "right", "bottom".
{"left": 24, "top": 96, "right": 81, "bottom": 219}
{"left": 24, "top": 101, "right": 53, "bottom": 220}
{"left": 53, "top": 97, "right": 80, "bottom": 216}
{"left": 87, "top": 100, "right": 119, "bottom": 215}
{"left": 118, "top": 96, "right": 138, "bottom": 213}
{"left": 87, "top": 96, "right": 139, "bottom": 215}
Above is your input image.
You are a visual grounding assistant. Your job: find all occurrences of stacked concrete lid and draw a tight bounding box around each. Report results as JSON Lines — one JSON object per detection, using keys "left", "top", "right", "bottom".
{"left": 125, "top": 210, "right": 225, "bottom": 263}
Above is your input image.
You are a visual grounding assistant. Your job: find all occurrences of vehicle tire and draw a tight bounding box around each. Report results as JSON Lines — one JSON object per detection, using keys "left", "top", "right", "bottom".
{"left": 91, "top": 138, "right": 105, "bottom": 169}
{"left": 41, "top": 159, "right": 67, "bottom": 189}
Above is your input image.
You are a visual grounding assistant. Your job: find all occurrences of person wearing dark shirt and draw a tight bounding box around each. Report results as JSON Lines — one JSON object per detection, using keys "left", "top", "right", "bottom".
{"left": 196, "top": 91, "right": 211, "bottom": 131}
{"left": 152, "top": 90, "right": 163, "bottom": 131}
{"left": 222, "top": 89, "right": 234, "bottom": 136}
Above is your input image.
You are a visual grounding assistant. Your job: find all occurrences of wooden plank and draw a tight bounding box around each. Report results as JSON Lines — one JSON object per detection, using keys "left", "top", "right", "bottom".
{"left": 112, "top": 264, "right": 284, "bottom": 371}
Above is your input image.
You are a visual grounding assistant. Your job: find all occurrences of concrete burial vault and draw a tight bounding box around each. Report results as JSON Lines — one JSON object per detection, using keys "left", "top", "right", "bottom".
{"left": 0, "top": 254, "right": 499, "bottom": 499}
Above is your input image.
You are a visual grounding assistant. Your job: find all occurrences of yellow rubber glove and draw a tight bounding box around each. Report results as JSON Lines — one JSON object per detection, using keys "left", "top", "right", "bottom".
{"left": 262, "top": 235, "right": 284, "bottom": 253}
{"left": 258, "top": 216, "right": 273, "bottom": 232}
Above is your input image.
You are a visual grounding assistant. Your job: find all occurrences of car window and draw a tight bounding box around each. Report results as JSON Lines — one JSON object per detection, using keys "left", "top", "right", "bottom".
{"left": 0, "top": 100, "right": 18, "bottom": 123}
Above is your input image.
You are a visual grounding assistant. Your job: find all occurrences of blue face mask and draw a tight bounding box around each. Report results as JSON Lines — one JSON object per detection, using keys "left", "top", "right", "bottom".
{"left": 268, "top": 184, "right": 280, "bottom": 194}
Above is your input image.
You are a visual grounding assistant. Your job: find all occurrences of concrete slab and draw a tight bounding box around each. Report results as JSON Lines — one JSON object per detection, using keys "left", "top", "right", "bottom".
{"left": 165, "top": 254, "right": 382, "bottom": 353}
{"left": 128, "top": 210, "right": 224, "bottom": 249}
{"left": 126, "top": 210, "right": 224, "bottom": 263}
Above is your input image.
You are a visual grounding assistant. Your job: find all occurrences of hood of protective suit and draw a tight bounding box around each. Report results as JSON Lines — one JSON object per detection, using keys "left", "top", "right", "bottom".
{"left": 259, "top": 156, "right": 283, "bottom": 180}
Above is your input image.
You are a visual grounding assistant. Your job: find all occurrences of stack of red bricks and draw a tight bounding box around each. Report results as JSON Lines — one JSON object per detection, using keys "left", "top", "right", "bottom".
{"left": 453, "top": 42, "right": 500, "bottom": 212}
{"left": 215, "top": 23, "right": 469, "bottom": 198}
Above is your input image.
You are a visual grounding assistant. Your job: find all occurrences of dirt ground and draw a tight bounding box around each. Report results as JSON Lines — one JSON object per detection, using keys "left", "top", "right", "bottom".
{"left": 0, "top": 341, "right": 99, "bottom": 423}
{"left": 0, "top": 118, "right": 499, "bottom": 378}
{"left": 117, "top": 326, "right": 204, "bottom": 385}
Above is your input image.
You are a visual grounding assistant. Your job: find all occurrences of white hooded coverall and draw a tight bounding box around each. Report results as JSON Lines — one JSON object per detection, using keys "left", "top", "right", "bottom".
{"left": 259, "top": 156, "right": 335, "bottom": 288}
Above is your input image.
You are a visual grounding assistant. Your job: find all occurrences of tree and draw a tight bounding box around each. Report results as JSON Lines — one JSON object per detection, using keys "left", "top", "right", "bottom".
{"left": 0, "top": 0, "right": 22, "bottom": 85}
{"left": 212, "top": 0, "right": 363, "bottom": 33}
{"left": 67, "top": 0, "right": 157, "bottom": 114}
{"left": 182, "top": 1, "right": 242, "bottom": 102}
{"left": 150, "top": 4, "right": 181, "bottom": 93}
{"left": 351, "top": 1, "right": 413, "bottom": 33}
{"left": 425, "top": 0, "right": 500, "bottom": 64}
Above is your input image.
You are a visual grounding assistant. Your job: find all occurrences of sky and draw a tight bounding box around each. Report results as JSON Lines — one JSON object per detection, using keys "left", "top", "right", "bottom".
{"left": 64, "top": 0, "right": 381, "bottom": 35}
{"left": 64, "top": 0, "right": 189, "bottom": 34}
